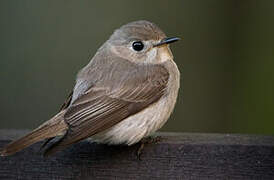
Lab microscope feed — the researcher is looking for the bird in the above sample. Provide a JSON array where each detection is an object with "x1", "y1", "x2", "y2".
[{"x1": 0, "y1": 20, "x2": 180, "y2": 156}]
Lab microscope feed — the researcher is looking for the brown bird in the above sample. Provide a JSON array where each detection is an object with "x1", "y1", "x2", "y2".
[{"x1": 0, "y1": 20, "x2": 180, "y2": 156}]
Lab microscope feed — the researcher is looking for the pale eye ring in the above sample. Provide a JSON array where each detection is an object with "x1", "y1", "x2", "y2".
[{"x1": 132, "y1": 41, "x2": 144, "y2": 51}]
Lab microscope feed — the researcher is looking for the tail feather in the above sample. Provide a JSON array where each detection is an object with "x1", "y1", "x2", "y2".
[{"x1": 0, "y1": 110, "x2": 68, "y2": 156}]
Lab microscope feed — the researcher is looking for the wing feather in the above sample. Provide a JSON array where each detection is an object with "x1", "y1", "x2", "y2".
[{"x1": 44, "y1": 62, "x2": 169, "y2": 156}]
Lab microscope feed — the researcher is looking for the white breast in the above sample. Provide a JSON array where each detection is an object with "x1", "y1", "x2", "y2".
[{"x1": 92, "y1": 61, "x2": 180, "y2": 145}]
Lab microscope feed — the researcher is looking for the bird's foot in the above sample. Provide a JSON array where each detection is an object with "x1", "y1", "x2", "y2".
[{"x1": 136, "y1": 136, "x2": 163, "y2": 160}]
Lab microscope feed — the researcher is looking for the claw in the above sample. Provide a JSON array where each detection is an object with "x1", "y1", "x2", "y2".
[{"x1": 135, "y1": 136, "x2": 162, "y2": 160}]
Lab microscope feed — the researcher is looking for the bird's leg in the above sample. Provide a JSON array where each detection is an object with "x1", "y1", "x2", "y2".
[{"x1": 136, "y1": 136, "x2": 163, "y2": 160}]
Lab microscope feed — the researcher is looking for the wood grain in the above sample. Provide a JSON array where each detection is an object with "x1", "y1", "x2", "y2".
[{"x1": 0, "y1": 130, "x2": 274, "y2": 180}]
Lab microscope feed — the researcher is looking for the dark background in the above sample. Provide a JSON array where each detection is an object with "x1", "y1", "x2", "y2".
[{"x1": 0, "y1": 1, "x2": 273, "y2": 135}]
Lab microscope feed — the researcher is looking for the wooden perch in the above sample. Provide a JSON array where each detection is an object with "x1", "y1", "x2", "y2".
[{"x1": 0, "y1": 129, "x2": 274, "y2": 179}]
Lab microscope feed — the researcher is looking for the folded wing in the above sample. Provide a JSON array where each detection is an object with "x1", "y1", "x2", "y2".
[{"x1": 44, "y1": 62, "x2": 169, "y2": 156}]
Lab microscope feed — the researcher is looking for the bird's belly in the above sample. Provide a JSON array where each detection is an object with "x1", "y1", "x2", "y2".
[{"x1": 91, "y1": 95, "x2": 175, "y2": 145}]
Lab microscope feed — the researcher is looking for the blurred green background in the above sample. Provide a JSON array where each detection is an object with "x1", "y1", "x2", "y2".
[{"x1": 0, "y1": 1, "x2": 273, "y2": 135}]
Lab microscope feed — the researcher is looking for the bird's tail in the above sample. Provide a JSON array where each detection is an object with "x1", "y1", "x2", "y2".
[{"x1": 0, "y1": 110, "x2": 68, "y2": 156}]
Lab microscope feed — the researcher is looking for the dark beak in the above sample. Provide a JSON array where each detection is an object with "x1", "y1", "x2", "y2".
[{"x1": 153, "y1": 37, "x2": 180, "y2": 47}]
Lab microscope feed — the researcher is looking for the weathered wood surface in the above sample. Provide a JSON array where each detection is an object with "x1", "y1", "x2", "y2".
[{"x1": 0, "y1": 129, "x2": 274, "y2": 180}]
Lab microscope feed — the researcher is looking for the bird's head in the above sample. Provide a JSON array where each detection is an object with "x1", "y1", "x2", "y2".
[{"x1": 107, "y1": 20, "x2": 180, "y2": 64}]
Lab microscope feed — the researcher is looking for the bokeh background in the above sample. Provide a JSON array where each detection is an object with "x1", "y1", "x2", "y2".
[{"x1": 0, "y1": 1, "x2": 273, "y2": 135}]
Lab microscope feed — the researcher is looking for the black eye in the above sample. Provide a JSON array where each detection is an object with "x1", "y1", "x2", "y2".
[{"x1": 132, "y1": 41, "x2": 144, "y2": 51}]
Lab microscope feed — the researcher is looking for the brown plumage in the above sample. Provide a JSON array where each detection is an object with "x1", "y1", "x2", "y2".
[
  {"x1": 0, "y1": 20, "x2": 180, "y2": 156},
  {"x1": 0, "y1": 110, "x2": 67, "y2": 156},
  {"x1": 45, "y1": 63, "x2": 169, "y2": 156}
]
